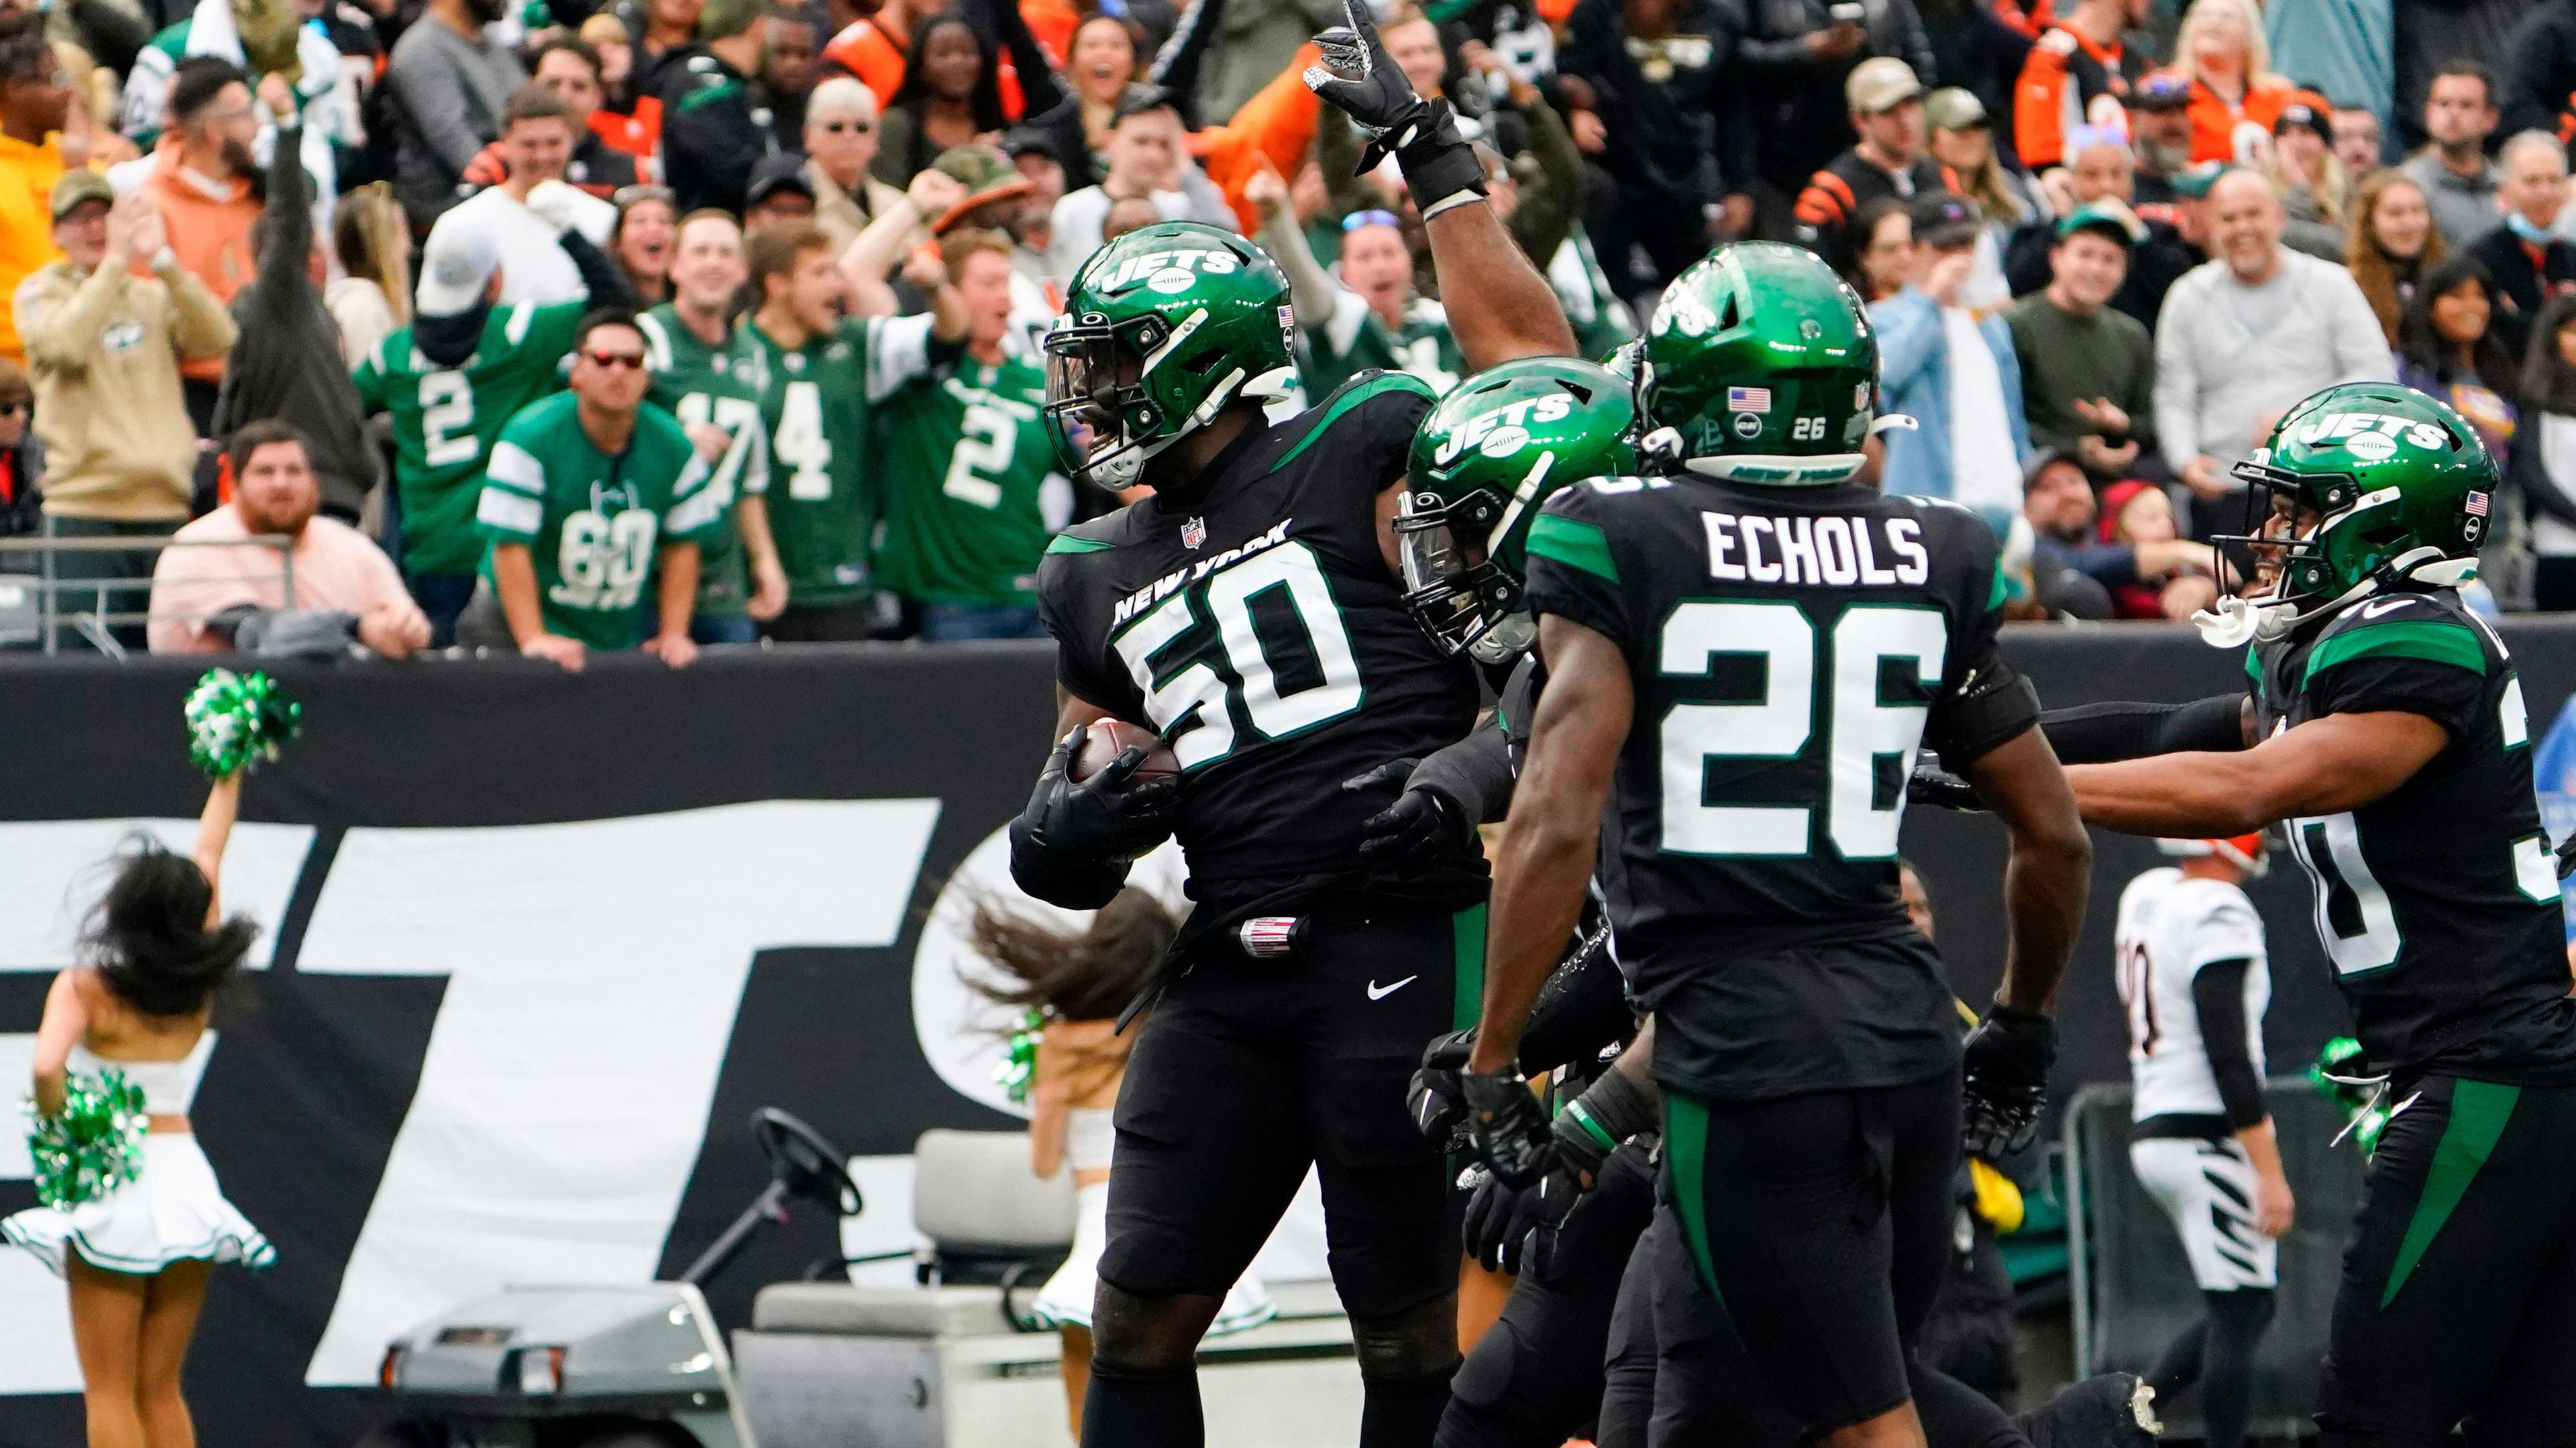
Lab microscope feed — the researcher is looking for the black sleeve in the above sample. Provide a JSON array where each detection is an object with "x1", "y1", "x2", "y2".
[
  {"x1": 254, "y1": 124, "x2": 314, "y2": 304},
  {"x1": 1408, "y1": 718, "x2": 1515, "y2": 824},
  {"x1": 1922, "y1": 522, "x2": 2037, "y2": 765},
  {"x1": 1146, "y1": 0, "x2": 1228, "y2": 119},
  {"x1": 1516, "y1": 926, "x2": 1633, "y2": 1075},
  {"x1": 2189, "y1": 958, "x2": 2267, "y2": 1131},
  {"x1": 2039, "y1": 693, "x2": 2248, "y2": 763},
  {"x1": 561, "y1": 226, "x2": 639, "y2": 309}
]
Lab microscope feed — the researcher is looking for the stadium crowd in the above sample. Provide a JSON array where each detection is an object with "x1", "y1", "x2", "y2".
[{"x1": 0, "y1": 0, "x2": 2573, "y2": 658}]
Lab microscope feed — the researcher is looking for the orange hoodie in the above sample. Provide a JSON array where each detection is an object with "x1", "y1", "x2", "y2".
[
  {"x1": 139, "y1": 141, "x2": 324, "y2": 384},
  {"x1": 2168, "y1": 70, "x2": 2297, "y2": 165}
]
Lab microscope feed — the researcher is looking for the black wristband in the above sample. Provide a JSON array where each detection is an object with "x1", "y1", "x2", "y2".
[{"x1": 1395, "y1": 100, "x2": 1487, "y2": 216}]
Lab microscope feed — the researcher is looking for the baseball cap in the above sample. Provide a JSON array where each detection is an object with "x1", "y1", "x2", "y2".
[
  {"x1": 2021, "y1": 445, "x2": 2084, "y2": 492},
  {"x1": 745, "y1": 152, "x2": 816, "y2": 210},
  {"x1": 415, "y1": 212, "x2": 500, "y2": 317},
  {"x1": 928, "y1": 143, "x2": 1036, "y2": 233},
  {"x1": 2055, "y1": 199, "x2": 2141, "y2": 248},
  {"x1": 2273, "y1": 93, "x2": 2332, "y2": 140},
  {"x1": 1909, "y1": 190, "x2": 1980, "y2": 249},
  {"x1": 1924, "y1": 87, "x2": 1988, "y2": 132},
  {"x1": 48, "y1": 169, "x2": 112, "y2": 222},
  {"x1": 1845, "y1": 57, "x2": 1923, "y2": 115},
  {"x1": 1001, "y1": 125, "x2": 1059, "y2": 165},
  {"x1": 2131, "y1": 71, "x2": 2194, "y2": 112},
  {"x1": 2169, "y1": 160, "x2": 2230, "y2": 199}
]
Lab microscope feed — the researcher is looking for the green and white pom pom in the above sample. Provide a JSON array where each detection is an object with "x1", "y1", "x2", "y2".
[
  {"x1": 184, "y1": 668, "x2": 300, "y2": 780},
  {"x1": 996, "y1": 1007, "x2": 1049, "y2": 1105},
  {"x1": 25, "y1": 1070, "x2": 148, "y2": 1209}
]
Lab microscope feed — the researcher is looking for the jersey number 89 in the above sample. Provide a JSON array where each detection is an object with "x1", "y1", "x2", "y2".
[
  {"x1": 1659, "y1": 600, "x2": 1947, "y2": 860},
  {"x1": 1110, "y1": 543, "x2": 1363, "y2": 769}
]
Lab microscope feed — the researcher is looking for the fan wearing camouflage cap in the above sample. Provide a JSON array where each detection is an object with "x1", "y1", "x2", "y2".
[{"x1": 1005, "y1": 1, "x2": 1577, "y2": 1439}]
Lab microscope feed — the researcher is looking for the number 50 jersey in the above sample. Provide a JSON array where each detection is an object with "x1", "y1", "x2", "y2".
[
  {"x1": 1035, "y1": 374, "x2": 1481, "y2": 919},
  {"x1": 1523, "y1": 477, "x2": 2021, "y2": 1101}
]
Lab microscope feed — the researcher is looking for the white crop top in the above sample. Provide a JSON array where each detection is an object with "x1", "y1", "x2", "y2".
[{"x1": 68, "y1": 1034, "x2": 213, "y2": 1114}]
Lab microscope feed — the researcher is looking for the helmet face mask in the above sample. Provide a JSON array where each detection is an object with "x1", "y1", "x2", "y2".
[
  {"x1": 1042, "y1": 221, "x2": 1297, "y2": 492},
  {"x1": 1402, "y1": 356, "x2": 1640, "y2": 659}
]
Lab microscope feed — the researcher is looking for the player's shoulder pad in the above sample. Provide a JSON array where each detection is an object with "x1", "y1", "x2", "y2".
[
  {"x1": 2176, "y1": 875, "x2": 2261, "y2": 924},
  {"x1": 1526, "y1": 474, "x2": 1658, "y2": 584},
  {"x1": 1042, "y1": 505, "x2": 1143, "y2": 560},
  {"x1": 2303, "y1": 589, "x2": 2490, "y2": 683},
  {"x1": 1275, "y1": 368, "x2": 1436, "y2": 471}
]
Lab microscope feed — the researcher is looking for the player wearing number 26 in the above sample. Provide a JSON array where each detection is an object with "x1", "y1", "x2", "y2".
[
  {"x1": 1460, "y1": 243, "x2": 2094, "y2": 1445},
  {"x1": 873, "y1": 231, "x2": 1069, "y2": 641},
  {"x1": 476, "y1": 309, "x2": 724, "y2": 669},
  {"x1": 2053, "y1": 382, "x2": 2576, "y2": 1448}
]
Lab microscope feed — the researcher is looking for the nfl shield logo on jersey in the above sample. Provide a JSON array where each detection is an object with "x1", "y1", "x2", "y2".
[{"x1": 1183, "y1": 517, "x2": 1208, "y2": 549}]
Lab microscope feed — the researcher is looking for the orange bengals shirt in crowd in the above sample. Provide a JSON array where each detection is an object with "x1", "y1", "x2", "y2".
[
  {"x1": 1191, "y1": 44, "x2": 1326, "y2": 234},
  {"x1": 135, "y1": 142, "x2": 323, "y2": 384},
  {"x1": 590, "y1": 97, "x2": 662, "y2": 162},
  {"x1": 0, "y1": 129, "x2": 65, "y2": 364},
  {"x1": 2170, "y1": 69, "x2": 2298, "y2": 164}
]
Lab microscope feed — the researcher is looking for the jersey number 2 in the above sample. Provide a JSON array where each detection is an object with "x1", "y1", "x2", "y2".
[
  {"x1": 1110, "y1": 543, "x2": 1364, "y2": 769},
  {"x1": 942, "y1": 404, "x2": 1017, "y2": 508},
  {"x1": 1658, "y1": 600, "x2": 1946, "y2": 859},
  {"x1": 421, "y1": 372, "x2": 477, "y2": 468}
]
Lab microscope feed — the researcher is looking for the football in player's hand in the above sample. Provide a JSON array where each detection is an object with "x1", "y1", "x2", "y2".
[{"x1": 1071, "y1": 720, "x2": 1181, "y2": 784}]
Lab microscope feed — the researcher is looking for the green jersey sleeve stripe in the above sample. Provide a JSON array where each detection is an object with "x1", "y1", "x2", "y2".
[
  {"x1": 486, "y1": 441, "x2": 546, "y2": 492},
  {"x1": 665, "y1": 483, "x2": 727, "y2": 539},
  {"x1": 1277, "y1": 370, "x2": 1438, "y2": 469},
  {"x1": 865, "y1": 313, "x2": 937, "y2": 404},
  {"x1": 2302, "y1": 618, "x2": 2488, "y2": 683},
  {"x1": 476, "y1": 487, "x2": 543, "y2": 537},
  {"x1": 1046, "y1": 533, "x2": 1116, "y2": 555},
  {"x1": 1526, "y1": 512, "x2": 1618, "y2": 582}
]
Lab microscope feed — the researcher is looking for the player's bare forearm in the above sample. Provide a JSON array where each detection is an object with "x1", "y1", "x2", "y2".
[
  {"x1": 929, "y1": 280, "x2": 968, "y2": 345},
  {"x1": 1962, "y1": 725, "x2": 2090, "y2": 1012},
  {"x1": 2066, "y1": 711, "x2": 2449, "y2": 837},
  {"x1": 1607, "y1": 1015, "x2": 1656, "y2": 1095},
  {"x1": 492, "y1": 545, "x2": 547, "y2": 645},
  {"x1": 1425, "y1": 200, "x2": 1576, "y2": 371},
  {"x1": 656, "y1": 543, "x2": 700, "y2": 642},
  {"x1": 193, "y1": 771, "x2": 241, "y2": 924},
  {"x1": 1470, "y1": 616, "x2": 1629, "y2": 1073}
]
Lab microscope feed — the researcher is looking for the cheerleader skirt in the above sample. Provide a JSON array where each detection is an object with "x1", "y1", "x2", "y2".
[
  {"x1": 3, "y1": 1134, "x2": 274, "y2": 1276},
  {"x1": 1029, "y1": 1180, "x2": 1275, "y2": 1335}
]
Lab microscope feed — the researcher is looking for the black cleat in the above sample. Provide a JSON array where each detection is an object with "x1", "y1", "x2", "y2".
[{"x1": 2015, "y1": 1372, "x2": 2163, "y2": 1448}]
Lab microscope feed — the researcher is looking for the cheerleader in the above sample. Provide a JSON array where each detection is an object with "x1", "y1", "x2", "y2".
[
  {"x1": 7, "y1": 672, "x2": 286, "y2": 1448},
  {"x1": 970, "y1": 888, "x2": 1274, "y2": 1439}
]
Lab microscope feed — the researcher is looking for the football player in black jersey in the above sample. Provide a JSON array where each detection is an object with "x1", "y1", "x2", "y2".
[
  {"x1": 1004, "y1": 3, "x2": 1580, "y2": 1442},
  {"x1": 1446, "y1": 241, "x2": 2095, "y2": 1448},
  {"x1": 2020, "y1": 382, "x2": 2576, "y2": 1447},
  {"x1": 1391, "y1": 259, "x2": 2154, "y2": 1448}
]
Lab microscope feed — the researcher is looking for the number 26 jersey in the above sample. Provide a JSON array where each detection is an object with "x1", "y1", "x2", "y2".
[
  {"x1": 1523, "y1": 478, "x2": 2015, "y2": 1101},
  {"x1": 1034, "y1": 373, "x2": 1481, "y2": 918}
]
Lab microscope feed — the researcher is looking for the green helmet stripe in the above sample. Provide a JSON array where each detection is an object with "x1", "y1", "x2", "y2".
[
  {"x1": 1526, "y1": 512, "x2": 1618, "y2": 583},
  {"x1": 2301, "y1": 619, "x2": 2487, "y2": 683}
]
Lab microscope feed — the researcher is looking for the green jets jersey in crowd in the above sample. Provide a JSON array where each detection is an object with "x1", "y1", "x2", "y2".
[
  {"x1": 873, "y1": 353, "x2": 1067, "y2": 607},
  {"x1": 353, "y1": 299, "x2": 588, "y2": 575},
  {"x1": 639, "y1": 305, "x2": 770, "y2": 619},
  {"x1": 476, "y1": 392, "x2": 724, "y2": 649},
  {"x1": 1303, "y1": 291, "x2": 1464, "y2": 398},
  {"x1": 742, "y1": 311, "x2": 943, "y2": 607}
]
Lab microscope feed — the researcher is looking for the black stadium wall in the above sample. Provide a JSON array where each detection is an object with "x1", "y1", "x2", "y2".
[{"x1": 0, "y1": 619, "x2": 2569, "y2": 1448}]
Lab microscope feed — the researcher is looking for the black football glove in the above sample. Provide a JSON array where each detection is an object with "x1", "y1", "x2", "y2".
[
  {"x1": 1463, "y1": 1064, "x2": 1554, "y2": 1188},
  {"x1": 1016, "y1": 724, "x2": 1181, "y2": 866},
  {"x1": 2556, "y1": 828, "x2": 2575, "y2": 881},
  {"x1": 1961, "y1": 1003, "x2": 2056, "y2": 1160},
  {"x1": 1907, "y1": 761, "x2": 1986, "y2": 812},
  {"x1": 1409, "y1": 1027, "x2": 1475, "y2": 1152},
  {"x1": 1301, "y1": 0, "x2": 1485, "y2": 214},
  {"x1": 1346, "y1": 760, "x2": 1476, "y2": 879},
  {"x1": 1460, "y1": 1097, "x2": 1616, "y2": 1274}
]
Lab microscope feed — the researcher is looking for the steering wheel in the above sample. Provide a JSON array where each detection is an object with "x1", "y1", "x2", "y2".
[{"x1": 753, "y1": 1107, "x2": 863, "y2": 1217}]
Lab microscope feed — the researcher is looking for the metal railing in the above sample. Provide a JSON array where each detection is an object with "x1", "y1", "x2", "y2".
[{"x1": 0, "y1": 533, "x2": 297, "y2": 659}]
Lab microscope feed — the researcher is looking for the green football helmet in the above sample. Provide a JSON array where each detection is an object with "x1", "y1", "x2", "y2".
[
  {"x1": 1042, "y1": 221, "x2": 1299, "y2": 490},
  {"x1": 1639, "y1": 241, "x2": 1878, "y2": 486},
  {"x1": 1399, "y1": 355, "x2": 1640, "y2": 661},
  {"x1": 2207, "y1": 382, "x2": 2494, "y2": 645}
]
